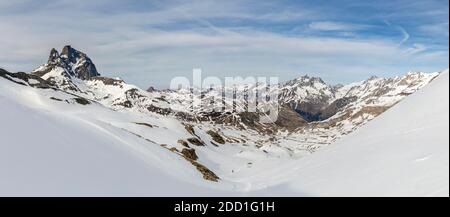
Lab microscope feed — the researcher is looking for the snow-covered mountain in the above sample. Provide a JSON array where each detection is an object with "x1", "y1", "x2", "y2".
[
  {"x1": 269, "y1": 69, "x2": 449, "y2": 196},
  {"x1": 0, "y1": 46, "x2": 447, "y2": 196},
  {"x1": 21, "y1": 46, "x2": 439, "y2": 155}
]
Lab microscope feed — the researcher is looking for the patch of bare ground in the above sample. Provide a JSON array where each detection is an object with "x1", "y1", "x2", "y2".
[
  {"x1": 181, "y1": 148, "x2": 198, "y2": 161},
  {"x1": 50, "y1": 97, "x2": 63, "y2": 101},
  {"x1": 177, "y1": 139, "x2": 190, "y2": 147},
  {"x1": 313, "y1": 106, "x2": 390, "y2": 129},
  {"x1": 189, "y1": 160, "x2": 219, "y2": 182},
  {"x1": 114, "y1": 100, "x2": 133, "y2": 108},
  {"x1": 206, "y1": 130, "x2": 225, "y2": 144},
  {"x1": 353, "y1": 106, "x2": 389, "y2": 117},
  {"x1": 121, "y1": 128, "x2": 219, "y2": 182},
  {"x1": 184, "y1": 123, "x2": 196, "y2": 136},
  {"x1": 182, "y1": 124, "x2": 207, "y2": 146},
  {"x1": 187, "y1": 137, "x2": 205, "y2": 146},
  {"x1": 134, "y1": 122, "x2": 154, "y2": 128},
  {"x1": 89, "y1": 76, "x2": 124, "y2": 87},
  {"x1": 160, "y1": 144, "x2": 219, "y2": 182},
  {"x1": 74, "y1": 97, "x2": 90, "y2": 105}
]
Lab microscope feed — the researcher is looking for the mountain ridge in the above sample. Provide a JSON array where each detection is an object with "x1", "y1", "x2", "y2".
[
  {"x1": 0, "y1": 46, "x2": 443, "y2": 156},
  {"x1": 0, "y1": 64, "x2": 447, "y2": 196}
]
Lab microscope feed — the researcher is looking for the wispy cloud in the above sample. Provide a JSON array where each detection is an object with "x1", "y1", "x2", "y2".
[
  {"x1": 404, "y1": 43, "x2": 427, "y2": 55},
  {"x1": 398, "y1": 26, "x2": 410, "y2": 45},
  {"x1": 383, "y1": 20, "x2": 410, "y2": 45},
  {"x1": 418, "y1": 22, "x2": 449, "y2": 37},
  {"x1": 0, "y1": 0, "x2": 448, "y2": 88},
  {"x1": 308, "y1": 21, "x2": 365, "y2": 31}
]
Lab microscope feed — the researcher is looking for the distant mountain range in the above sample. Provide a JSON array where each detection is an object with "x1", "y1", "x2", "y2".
[
  {"x1": 1, "y1": 46, "x2": 439, "y2": 155},
  {"x1": 1, "y1": 46, "x2": 448, "y2": 196}
]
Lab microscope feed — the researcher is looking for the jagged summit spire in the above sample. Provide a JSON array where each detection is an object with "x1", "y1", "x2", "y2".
[
  {"x1": 36, "y1": 45, "x2": 100, "y2": 80},
  {"x1": 61, "y1": 45, "x2": 74, "y2": 57},
  {"x1": 48, "y1": 48, "x2": 60, "y2": 64},
  {"x1": 284, "y1": 74, "x2": 327, "y2": 87},
  {"x1": 60, "y1": 45, "x2": 85, "y2": 62}
]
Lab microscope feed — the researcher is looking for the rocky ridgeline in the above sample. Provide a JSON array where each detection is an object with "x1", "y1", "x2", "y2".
[
  {"x1": 0, "y1": 46, "x2": 441, "y2": 153},
  {"x1": 33, "y1": 45, "x2": 99, "y2": 80}
]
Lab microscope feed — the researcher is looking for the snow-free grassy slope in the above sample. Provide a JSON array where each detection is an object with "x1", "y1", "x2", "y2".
[{"x1": 278, "y1": 70, "x2": 449, "y2": 196}]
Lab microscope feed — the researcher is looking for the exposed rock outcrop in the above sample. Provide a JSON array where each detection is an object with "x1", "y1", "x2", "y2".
[{"x1": 33, "y1": 45, "x2": 100, "y2": 80}]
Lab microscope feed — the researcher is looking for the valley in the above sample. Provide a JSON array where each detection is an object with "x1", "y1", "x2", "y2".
[{"x1": 0, "y1": 46, "x2": 448, "y2": 196}]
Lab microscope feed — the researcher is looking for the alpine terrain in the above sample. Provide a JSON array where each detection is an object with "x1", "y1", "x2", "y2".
[{"x1": 0, "y1": 46, "x2": 448, "y2": 196}]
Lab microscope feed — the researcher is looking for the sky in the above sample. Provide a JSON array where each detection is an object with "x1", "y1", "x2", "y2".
[{"x1": 0, "y1": 0, "x2": 448, "y2": 88}]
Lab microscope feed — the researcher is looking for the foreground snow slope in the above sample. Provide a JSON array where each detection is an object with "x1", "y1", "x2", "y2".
[
  {"x1": 277, "y1": 70, "x2": 448, "y2": 196},
  {"x1": 0, "y1": 68, "x2": 448, "y2": 196},
  {"x1": 0, "y1": 79, "x2": 235, "y2": 196},
  {"x1": 0, "y1": 102, "x2": 227, "y2": 197}
]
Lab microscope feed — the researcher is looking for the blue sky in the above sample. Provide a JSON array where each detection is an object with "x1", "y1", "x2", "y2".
[{"x1": 0, "y1": 0, "x2": 448, "y2": 88}]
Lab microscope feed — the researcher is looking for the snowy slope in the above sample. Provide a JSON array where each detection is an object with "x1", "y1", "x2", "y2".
[
  {"x1": 0, "y1": 78, "x2": 238, "y2": 196},
  {"x1": 1, "y1": 70, "x2": 447, "y2": 196},
  {"x1": 22, "y1": 46, "x2": 441, "y2": 157},
  {"x1": 273, "y1": 70, "x2": 449, "y2": 196},
  {"x1": 1, "y1": 46, "x2": 448, "y2": 196}
]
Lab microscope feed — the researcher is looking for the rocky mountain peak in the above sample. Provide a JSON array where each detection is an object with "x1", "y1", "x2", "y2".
[
  {"x1": 61, "y1": 45, "x2": 85, "y2": 63},
  {"x1": 367, "y1": 75, "x2": 379, "y2": 81},
  {"x1": 48, "y1": 48, "x2": 60, "y2": 64},
  {"x1": 284, "y1": 75, "x2": 327, "y2": 88},
  {"x1": 300, "y1": 75, "x2": 324, "y2": 82},
  {"x1": 34, "y1": 45, "x2": 100, "y2": 80},
  {"x1": 61, "y1": 45, "x2": 74, "y2": 57}
]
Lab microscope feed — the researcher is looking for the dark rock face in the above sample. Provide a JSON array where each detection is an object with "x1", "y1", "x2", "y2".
[
  {"x1": 1, "y1": 68, "x2": 53, "y2": 89},
  {"x1": 319, "y1": 96, "x2": 357, "y2": 120},
  {"x1": 61, "y1": 45, "x2": 99, "y2": 79},
  {"x1": 292, "y1": 101, "x2": 328, "y2": 122},
  {"x1": 206, "y1": 130, "x2": 225, "y2": 144},
  {"x1": 89, "y1": 76, "x2": 124, "y2": 86},
  {"x1": 48, "y1": 48, "x2": 61, "y2": 65},
  {"x1": 34, "y1": 45, "x2": 100, "y2": 80},
  {"x1": 277, "y1": 76, "x2": 358, "y2": 122},
  {"x1": 74, "y1": 97, "x2": 90, "y2": 105},
  {"x1": 181, "y1": 148, "x2": 198, "y2": 161},
  {"x1": 187, "y1": 137, "x2": 205, "y2": 146},
  {"x1": 292, "y1": 96, "x2": 356, "y2": 122},
  {"x1": 275, "y1": 105, "x2": 308, "y2": 130}
]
